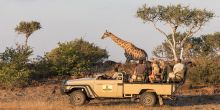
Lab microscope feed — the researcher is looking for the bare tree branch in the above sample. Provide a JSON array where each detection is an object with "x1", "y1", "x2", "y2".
[
  {"x1": 150, "y1": 21, "x2": 168, "y2": 37},
  {"x1": 167, "y1": 22, "x2": 179, "y2": 60},
  {"x1": 149, "y1": 21, "x2": 174, "y2": 48},
  {"x1": 167, "y1": 22, "x2": 178, "y2": 47}
]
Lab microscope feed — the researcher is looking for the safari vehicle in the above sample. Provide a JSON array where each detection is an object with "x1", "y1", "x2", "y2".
[{"x1": 61, "y1": 72, "x2": 185, "y2": 106}]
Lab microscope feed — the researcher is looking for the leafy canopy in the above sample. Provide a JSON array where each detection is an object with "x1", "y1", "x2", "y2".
[
  {"x1": 137, "y1": 4, "x2": 214, "y2": 60},
  {"x1": 15, "y1": 21, "x2": 41, "y2": 38},
  {"x1": 137, "y1": 4, "x2": 214, "y2": 28},
  {"x1": 152, "y1": 32, "x2": 219, "y2": 59},
  {"x1": 202, "y1": 32, "x2": 220, "y2": 52}
]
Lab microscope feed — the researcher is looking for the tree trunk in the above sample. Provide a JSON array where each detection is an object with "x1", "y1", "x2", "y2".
[
  {"x1": 180, "y1": 47, "x2": 184, "y2": 60},
  {"x1": 25, "y1": 36, "x2": 29, "y2": 46},
  {"x1": 171, "y1": 46, "x2": 178, "y2": 61},
  {"x1": 170, "y1": 25, "x2": 178, "y2": 61},
  {"x1": 180, "y1": 38, "x2": 186, "y2": 60}
]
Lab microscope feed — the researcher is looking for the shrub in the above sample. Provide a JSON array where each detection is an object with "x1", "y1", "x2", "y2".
[
  {"x1": 30, "y1": 56, "x2": 54, "y2": 79},
  {"x1": 188, "y1": 57, "x2": 220, "y2": 85},
  {"x1": 0, "y1": 45, "x2": 32, "y2": 87},
  {"x1": 41, "y1": 38, "x2": 109, "y2": 76},
  {"x1": 0, "y1": 64, "x2": 30, "y2": 87}
]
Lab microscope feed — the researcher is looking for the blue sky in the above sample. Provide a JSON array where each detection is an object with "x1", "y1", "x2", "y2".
[{"x1": 0, "y1": 0, "x2": 220, "y2": 62}]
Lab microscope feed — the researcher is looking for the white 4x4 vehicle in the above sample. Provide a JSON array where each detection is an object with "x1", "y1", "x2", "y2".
[{"x1": 61, "y1": 72, "x2": 184, "y2": 106}]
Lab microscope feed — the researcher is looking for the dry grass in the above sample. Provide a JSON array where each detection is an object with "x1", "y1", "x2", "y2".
[
  {"x1": 0, "y1": 99, "x2": 71, "y2": 110},
  {"x1": 1, "y1": 84, "x2": 220, "y2": 110},
  {"x1": 1, "y1": 98, "x2": 220, "y2": 110}
]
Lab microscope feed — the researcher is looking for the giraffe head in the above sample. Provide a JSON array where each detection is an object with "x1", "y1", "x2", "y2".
[{"x1": 101, "y1": 30, "x2": 113, "y2": 39}]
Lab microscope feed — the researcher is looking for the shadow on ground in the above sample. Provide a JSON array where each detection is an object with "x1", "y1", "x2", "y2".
[
  {"x1": 87, "y1": 99, "x2": 135, "y2": 106},
  {"x1": 86, "y1": 95, "x2": 220, "y2": 107},
  {"x1": 168, "y1": 95, "x2": 220, "y2": 107}
]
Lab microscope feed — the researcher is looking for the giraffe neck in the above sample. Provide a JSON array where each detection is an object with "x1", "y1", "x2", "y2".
[{"x1": 109, "y1": 34, "x2": 130, "y2": 49}]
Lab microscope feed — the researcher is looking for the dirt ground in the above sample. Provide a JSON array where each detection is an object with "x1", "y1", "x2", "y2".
[{"x1": 0, "y1": 82, "x2": 220, "y2": 110}]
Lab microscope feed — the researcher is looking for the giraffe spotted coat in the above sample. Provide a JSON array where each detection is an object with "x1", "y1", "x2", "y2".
[{"x1": 101, "y1": 30, "x2": 148, "y2": 62}]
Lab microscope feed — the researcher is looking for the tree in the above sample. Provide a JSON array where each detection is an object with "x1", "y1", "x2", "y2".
[
  {"x1": 152, "y1": 33, "x2": 189, "y2": 59},
  {"x1": 15, "y1": 21, "x2": 42, "y2": 46},
  {"x1": 137, "y1": 4, "x2": 214, "y2": 60},
  {"x1": 152, "y1": 33, "x2": 215, "y2": 59},
  {"x1": 202, "y1": 32, "x2": 220, "y2": 53}
]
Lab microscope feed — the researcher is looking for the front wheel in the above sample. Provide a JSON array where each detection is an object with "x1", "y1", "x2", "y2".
[
  {"x1": 69, "y1": 90, "x2": 87, "y2": 106},
  {"x1": 140, "y1": 92, "x2": 157, "y2": 106}
]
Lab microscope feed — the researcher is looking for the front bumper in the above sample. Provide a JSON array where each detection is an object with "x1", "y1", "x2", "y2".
[{"x1": 60, "y1": 80, "x2": 69, "y2": 95}]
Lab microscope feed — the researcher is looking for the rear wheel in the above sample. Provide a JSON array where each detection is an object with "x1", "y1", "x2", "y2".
[
  {"x1": 69, "y1": 90, "x2": 87, "y2": 106},
  {"x1": 140, "y1": 92, "x2": 157, "y2": 106}
]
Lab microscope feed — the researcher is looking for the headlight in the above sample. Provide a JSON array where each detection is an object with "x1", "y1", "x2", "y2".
[{"x1": 61, "y1": 79, "x2": 68, "y2": 85}]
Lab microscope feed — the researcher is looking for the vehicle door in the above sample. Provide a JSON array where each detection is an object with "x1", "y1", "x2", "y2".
[{"x1": 94, "y1": 74, "x2": 123, "y2": 98}]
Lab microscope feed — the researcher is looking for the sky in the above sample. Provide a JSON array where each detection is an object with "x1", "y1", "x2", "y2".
[{"x1": 0, "y1": 0, "x2": 220, "y2": 62}]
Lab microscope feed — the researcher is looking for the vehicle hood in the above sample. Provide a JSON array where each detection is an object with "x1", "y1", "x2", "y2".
[{"x1": 65, "y1": 78, "x2": 96, "y2": 85}]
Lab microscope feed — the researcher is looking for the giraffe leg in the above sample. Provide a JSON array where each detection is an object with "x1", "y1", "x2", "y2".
[
  {"x1": 124, "y1": 52, "x2": 132, "y2": 63},
  {"x1": 126, "y1": 59, "x2": 130, "y2": 63},
  {"x1": 142, "y1": 58, "x2": 147, "y2": 64}
]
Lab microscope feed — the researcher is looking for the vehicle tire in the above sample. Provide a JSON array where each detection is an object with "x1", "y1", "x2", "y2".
[
  {"x1": 69, "y1": 90, "x2": 86, "y2": 106},
  {"x1": 140, "y1": 92, "x2": 157, "y2": 106}
]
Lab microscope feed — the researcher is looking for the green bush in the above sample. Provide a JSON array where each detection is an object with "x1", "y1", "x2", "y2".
[
  {"x1": 0, "y1": 45, "x2": 32, "y2": 87},
  {"x1": 39, "y1": 38, "x2": 108, "y2": 76},
  {"x1": 188, "y1": 57, "x2": 220, "y2": 85},
  {"x1": 0, "y1": 64, "x2": 30, "y2": 87},
  {"x1": 30, "y1": 56, "x2": 54, "y2": 79}
]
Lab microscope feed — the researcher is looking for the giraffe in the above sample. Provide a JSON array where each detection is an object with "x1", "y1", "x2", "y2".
[{"x1": 101, "y1": 30, "x2": 148, "y2": 63}]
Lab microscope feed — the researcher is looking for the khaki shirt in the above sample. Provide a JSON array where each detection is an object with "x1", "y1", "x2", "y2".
[{"x1": 173, "y1": 63, "x2": 185, "y2": 78}]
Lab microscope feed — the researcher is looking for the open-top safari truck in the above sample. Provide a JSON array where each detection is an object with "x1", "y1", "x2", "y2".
[{"x1": 61, "y1": 72, "x2": 186, "y2": 106}]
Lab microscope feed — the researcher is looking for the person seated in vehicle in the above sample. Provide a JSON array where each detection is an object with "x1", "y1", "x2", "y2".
[
  {"x1": 159, "y1": 60, "x2": 169, "y2": 82},
  {"x1": 143, "y1": 61, "x2": 152, "y2": 83},
  {"x1": 149, "y1": 60, "x2": 160, "y2": 83},
  {"x1": 131, "y1": 60, "x2": 147, "y2": 82},
  {"x1": 96, "y1": 74, "x2": 110, "y2": 80},
  {"x1": 167, "y1": 59, "x2": 186, "y2": 83},
  {"x1": 112, "y1": 67, "x2": 120, "y2": 79}
]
